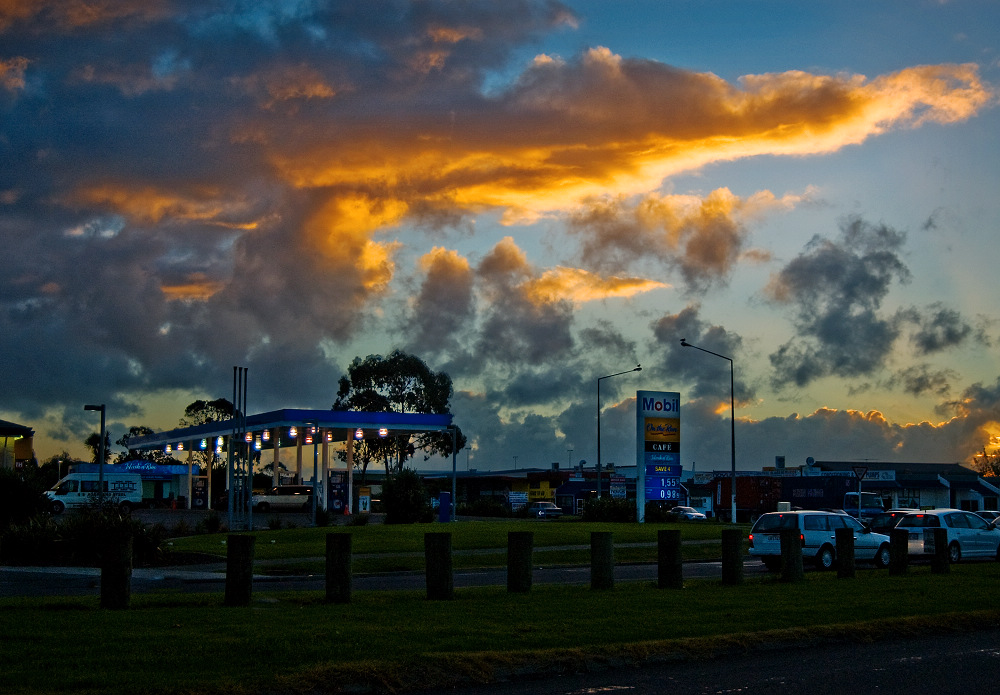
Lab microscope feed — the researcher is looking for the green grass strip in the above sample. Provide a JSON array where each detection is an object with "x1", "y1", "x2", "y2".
[{"x1": 1, "y1": 563, "x2": 998, "y2": 694}]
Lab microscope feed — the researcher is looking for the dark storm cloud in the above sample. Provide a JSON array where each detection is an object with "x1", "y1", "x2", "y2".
[
  {"x1": 648, "y1": 304, "x2": 753, "y2": 404},
  {"x1": 888, "y1": 364, "x2": 958, "y2": 398},
  {"x1": 902, "y1": 303, "x2": 975, "y2": 355},
  {"x1": 765, "y1": 216, "x2": 910, "y2": 388}
]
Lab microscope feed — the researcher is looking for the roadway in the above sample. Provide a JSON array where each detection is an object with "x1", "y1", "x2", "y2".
[{"x1": 0, "y1": 557, "x2": 768, "y2": 598}]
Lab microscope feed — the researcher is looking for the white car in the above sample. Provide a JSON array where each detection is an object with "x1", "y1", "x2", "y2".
[
  {"x1": 251, "y1": 485, "x2": 313, "y2": 512},
  {"x1": 749, "y1": 510, "x2": 891, "y2": 571},
  {"x1": 895, "y1": 509, "x2": 1000, "y2": 562},
  {"x1": 670, "y1": 506, "x2": 707, "y2": 520}
]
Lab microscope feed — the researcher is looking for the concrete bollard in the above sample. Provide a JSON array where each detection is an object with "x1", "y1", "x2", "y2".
[
  {"x1": 930, "y1": 527, "x2": 950, "y2": 574},
  {"x1": 425, "y1": 532, "x2": 454, "y2": 600},
  {"x1": 590, "y1": 532, "x2": 614, "y2": 590},
  {"x1": 326, "y1": 533, "x2": 353, "y2": 603},
  {"x1": 507, "y1": 531, "x2": 534, "y2": 593},
  {"x1": 780, "y1": 528, "x2": 804, "y2": 582},
  {"x1": 657, "y1": 529, "x2": 683, "y2": 589},
  {"x1": 100, "y1": 531, "x2": 133, "y2": 610},
  {"x1": 721, "y1": 528, "x2": 744, "y2": 585},
  {"x1": 224, "y1": 534, "x2": 255, "y2": 607},
  {"x1": 835, "y1": 527, "x2": 855, "y2": 579},
  {"x1": 889, "y1": 528, "x2": 909, "y2": 576}
]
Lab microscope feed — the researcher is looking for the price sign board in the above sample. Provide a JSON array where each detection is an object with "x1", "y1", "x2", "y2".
[{"x1": 636, "y1": 391, "x2": 681, "y2": 521}]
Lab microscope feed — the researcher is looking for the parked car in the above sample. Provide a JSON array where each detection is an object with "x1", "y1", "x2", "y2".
[
  {"x1": 748, "y1": 510, "x2": 891, "y2": 571},
  {"x1": 670, "y1": 506, "x2": 707, "y2": 520},
  {"x1": 867, "y1": 509, "x2": 918, "y2": 534},
  {"x1": 528, "y1": 501, "x2": 563, "y2": 518},
  {"x1": 895, "y1": 509, "x2": 1000, "y2": 562},
  {"x1": 251, "y1": 485, "x2": 313, "y2": 512},
  {"x1": 975, "y1": 510, "x2": 1000, "y2": 523}
]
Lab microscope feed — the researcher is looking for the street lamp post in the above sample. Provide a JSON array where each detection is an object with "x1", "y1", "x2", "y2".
[
  {"x1": 680, "y1": 339, "x2": 736, "y2": 523},
  {"x1": 597, "y1": 365, "x2": 642, "y2": 499},
  {"x1": 84, "y1": 404, "x2": 106, "y2": 505}
]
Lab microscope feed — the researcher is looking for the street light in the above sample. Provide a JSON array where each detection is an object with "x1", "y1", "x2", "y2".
[
  {"x1": 84, "y1": 404, "x2": 106, "y2": 505},
  {"x1": 680, "y1": 338, "x2": 736, "y2": 523},
  {"x1": 597, "y1": 365, "x2": 642, "y2": 499}
]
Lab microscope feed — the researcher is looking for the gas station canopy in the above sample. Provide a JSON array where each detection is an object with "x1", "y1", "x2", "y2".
[{"x1": 126, "y1": 408, "x2": 454, "y2": 452}]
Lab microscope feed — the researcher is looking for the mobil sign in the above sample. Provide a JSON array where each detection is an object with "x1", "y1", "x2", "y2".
[{"x1": 636, "y1": 390, "x2": 681, "y2": 522}]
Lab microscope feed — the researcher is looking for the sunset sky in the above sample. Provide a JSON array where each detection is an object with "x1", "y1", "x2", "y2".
[{"x1": 3, "y1": 0, "x2": 1000, "y2": 474}]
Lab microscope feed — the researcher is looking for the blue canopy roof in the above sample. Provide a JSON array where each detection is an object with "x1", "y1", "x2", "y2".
[{"x1": 127, "y1": 408, "x2": 454, "y2": 451}]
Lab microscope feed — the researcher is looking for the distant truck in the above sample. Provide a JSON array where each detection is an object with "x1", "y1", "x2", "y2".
[{"x1": 46, "y1": 472, "x2": 143, "y2": 514}]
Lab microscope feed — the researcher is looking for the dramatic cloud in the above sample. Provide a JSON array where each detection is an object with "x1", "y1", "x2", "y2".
[
  {"x1": 570, "y1": 188, "x2": 800, "y2": 293},
  {"x1": 765, "y1": 217, "x2": 911, "y2": 387},
  {"x1": 0, "y1": 1, "x2": 996, "y2": 466}
]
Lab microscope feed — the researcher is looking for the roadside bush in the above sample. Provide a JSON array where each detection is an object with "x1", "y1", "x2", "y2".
[
  {"x1": 1, "y1": 516, "x2": 61, "y2": 565},
  {"x1": 458, "y1": 499, "x2": 510, "y2": 518},
  {"x1": 644, "y1": 502, "x2": 677, "y2": 523},
  {"x1": 0, "y1": 467, "x2": 51, "y2": 531},
  {"x1": 581, "y1": 497, "x2": 636, "y2": 523},
  {"x1": 196, "y1": 511, "x2": 224, "y2": 534},
  {"x1": 2, "y1": 502, "x2": 166, "y2": 567},
  {"x1": 381, "y1": 468, "x2": 433, "y2": 524},
  {"x1": 348, "y1": 513, "x2": 370, "y2": 526}
]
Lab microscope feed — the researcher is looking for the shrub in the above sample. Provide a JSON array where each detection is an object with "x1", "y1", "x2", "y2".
[
  {"x1": 1, "y1": 516, "x2": 61, "y2": 565},
  {"x1": 644, "y1": 502, "x2": 677, "y2": 523},
  {"x1": 457, "y1": 499, "x2": 510, "y2": 518},
  {"x1": 348, "y1": 513, "x2": 370, "y2": 526},
  {"x1": 197, "y1": 511, "x2": 224, "y2": 534},
  {"x1": 0, "y1": 468, "x2": 51, "y2": 531},
  {"x1": 581, "y1": 497, "x2": 636, "y2": 523},
  {"x1": 381, "y1": 469, "x2": 433, "y2": 524}
]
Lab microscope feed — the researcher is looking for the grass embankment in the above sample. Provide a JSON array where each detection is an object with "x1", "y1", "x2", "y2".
[
  {"x1": 166, "y1": 519, "x2": 732, "y2": 573},
  {"x1": 3, "y1": 531, "x2": 1000, "y2": 694}
]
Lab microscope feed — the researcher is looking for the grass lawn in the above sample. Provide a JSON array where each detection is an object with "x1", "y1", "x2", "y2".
[
  {"x1": 2, "y1": 562, "x2": 998, "y2": 694},
  {"x1": 166, "y1": 519, "x2": 737, "y2": 572}
]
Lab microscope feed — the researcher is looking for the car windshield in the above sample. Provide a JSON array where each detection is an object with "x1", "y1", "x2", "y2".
[{"x1": 752, "y1": 514, "x2": 798, "y2": 531}]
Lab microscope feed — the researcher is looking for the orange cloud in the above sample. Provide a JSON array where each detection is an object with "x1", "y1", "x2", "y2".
[
  {"x1": 161, "y1": 274, "x2": 225, "y2": 301},
  {"x1": 267, "y1": 55, "x2": 991, "y2": 226},
  {"x1": 0, "y1": 0, "x2": 167, "y2": 31},
  {"x1": 69, "y1": 184, "x2": 262, "y2": 228},
  {"x1": 0, "y1": 56, "x2": 29, "y2": 90},
  {"x1": 305, "y1": 193, "x2": 407, "y2": 293},
  {"x1": 232, "y1": 63, "x2": 338, "y2": 110},
  {"x1": 523, "y1": 266, "x2": 668, "y2": 305}
]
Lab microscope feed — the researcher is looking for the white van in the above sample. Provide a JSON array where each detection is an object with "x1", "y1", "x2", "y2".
[{"x1": 46, "y1": 472, "x2": 143, "y2": 513}]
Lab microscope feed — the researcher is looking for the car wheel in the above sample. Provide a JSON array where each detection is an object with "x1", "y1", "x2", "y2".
[
  {"x1": 762, "y1": 557, "x2": 781, "y2": 572},
  {"x1": 815, "y1": 545, "x2": 836, "y2": 571},
  {"x1": 948, "y1": 542, "x2": 961, "y2": 563},
  {"x1": 51, "y1": 500, "x2": 65, "y2": 514},
  {"x1": 874, "y1": 543, "x2": 890, "y2": 569},
  {"x1": 257, "y1": 502, "x2": 270, "y2": 513}
]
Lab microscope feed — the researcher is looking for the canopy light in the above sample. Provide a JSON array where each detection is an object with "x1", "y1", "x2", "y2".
[
  {"x1": 325, "y1": 431, "x2": 333, "y2": 442},
  {"x1": 289, "y1": 426, "x2": 298, "y2": 438},
  {"x1": 200, "y1": 438, "x2": 208, "y2": 450},
  {"x1": 262, "y1": 430, "x2": 270, "y2": 442},
  {"x1": 355, "y1": 428, "x2": 364, "y2": 440},
  {"x1": 378, "y1": 427, "x2": 388, "y2": 437},
  {"x1": 244, "y1": 432, "x2": 252, "y2": 443},
  {"x1": 165, "y1": 444, "x2": 172, "y2": 453},
  {"x1": 176, "y1": 442, "x2": 184, "y2": 451},
  {"x1": 305, "y1": 433, "x2": 313, "y2": 445}
]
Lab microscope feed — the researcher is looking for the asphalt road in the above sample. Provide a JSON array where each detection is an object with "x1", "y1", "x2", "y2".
[
  {"x1": 0, "y1": 558, "x2": 767, "y2": 597},
  {"x1": 417, "y1": 628, "x2": 1000, "y2": 695}
]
